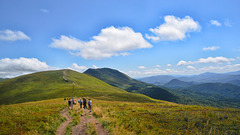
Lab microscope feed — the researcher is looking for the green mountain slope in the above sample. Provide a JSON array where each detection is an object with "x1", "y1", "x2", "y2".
[
  {"x1": 163, "y1": 79, "x2": 196, "y2": 89},
  {"x1": 187, "y1": 83, "x2": 240, "y2": 99},
  {"x1": 166, "y1": 82, "x2": 240, "y2": 108},
  {"x1": 0, "y1": 69, "x2": 155, "y2": 105},
  {"x1": 84, "y1": 68, "x2": 178, "y2": 102}
]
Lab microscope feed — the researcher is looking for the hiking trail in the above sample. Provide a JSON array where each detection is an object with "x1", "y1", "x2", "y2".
[
  {"x1": 72, "y1": 109, "x2": 109, "y2": 135},
  {"x1": 57, "y1": 107, "x2": 108, "y2": 135},
  {"x1": 56, "y1": 108, "x2": 73, "y2": 135},
  {"x1": 62, "y1": 71, "x2": 69, "y2": 82}
]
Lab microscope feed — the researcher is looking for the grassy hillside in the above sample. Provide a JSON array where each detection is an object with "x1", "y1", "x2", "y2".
[
  {"x1": 0, "y1": 69, "x2": 155, "y2": 105},
  {"x1": 1, "y1": 98, "x2": 239, "y2": 135},
  {"x1": 84, "y1": 68, "x2": 178, "y2": 102},
  {"x1": 93, "y1": 100, "x2": 240, "y2": 134},
  {"x1": 84, "y1": 68, "x2": 145, "y2": 90},
  {"x1": 0, "y1": 98, "x2": 66, "y2": 135}
]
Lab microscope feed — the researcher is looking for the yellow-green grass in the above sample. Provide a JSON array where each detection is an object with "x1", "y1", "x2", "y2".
[
  {"x1": 0, "y1": 69, "x2": 156, "y2": 105},
  {"x1": 1, "y1": 98, "x2": 240, "y2": 135},
  {"x1": 0, "y1": 98, "x2": 66, "y2": 135},
  {"x1": 93, "y1": 100, "x2": 240, "y2": 135}
]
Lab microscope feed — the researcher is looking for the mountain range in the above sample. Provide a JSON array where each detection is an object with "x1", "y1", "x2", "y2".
[
  {"x1": 1, "y1": 68, "x2": 240, "y2": 108},
  {"x1": 138, "y1": 71, "x2": 240, "y2": 86}
]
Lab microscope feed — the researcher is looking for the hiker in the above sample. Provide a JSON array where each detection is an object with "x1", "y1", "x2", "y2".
[
  {"x1": 78, "y1": 98, "x2": 83, "y2": 108},
  {"x1": 73, "y1": 99, "x2": 76, "y2": 105},
  {"x1": 83, "y1": 97, "x2": 87, "y2": 109},
  {"x1": 88, "y1": 99, "x2": 92, "y2": 112},
  {"x1": 68, "y1": 98, "x2": 72, "y2": 109}
]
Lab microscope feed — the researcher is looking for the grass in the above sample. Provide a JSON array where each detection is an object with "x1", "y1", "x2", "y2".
[
  {"x1": 1, "y1": 98, "x2": 240, "y2": 134},
  {"x1": 86, "y1": 122, "x2": 97, "y2": 135},
  {"x1": 0, "y1": 98, "x2": 66, "y2": 135},
  {"x1": 93, "y1": 100, "x2": 240, "y2": 135}
]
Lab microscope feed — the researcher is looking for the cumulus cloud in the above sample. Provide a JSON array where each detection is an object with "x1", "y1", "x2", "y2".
[
  {"x1": 146, "y1": 15, "x2": 200, "y2": 41},
  {"x1": 187, "y1": 65, "x2": 195, "y2": 70},
  {"x1": 69, "y1": 63, "x2": 88, "y2": 72},
  {"x1": 0, "y1": 29, "x2": 31, "y2": 41},
  {"x1": 177, "y1": 56, "x2": 235, "y2": 66},
  {"x1": 210, "y1": 20, "x2": 221, "y2": 26},
  {"x1": 203, "y1": 46, "x2": 220, "y2": 51},
  {"x1": 138, "y1": 66, "x2": 146, "y2": 69},
  {"x1": 167, "y1": 64, "x2": 172, "y2": 67},
  {"x1": 0, "y1": 57, "x2": 54, "y2": 78},
  {"x1": 155, "y1": 65, "x2": 161, "y2": 68},
  {"x1": 50, "y1": 26, "x2": 152, "y2": 60}
]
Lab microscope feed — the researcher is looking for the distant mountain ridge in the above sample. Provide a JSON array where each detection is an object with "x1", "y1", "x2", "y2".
[
  {"x1": 138, "y1": 70, "x2": 240, "y2": 85},
  {"x1": 163, "y1": 79, "x2": 197, "y2": 89}
]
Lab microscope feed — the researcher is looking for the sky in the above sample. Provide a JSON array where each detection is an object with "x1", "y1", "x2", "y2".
[{"x1": 0, "y1": 0, "x2": 240, "y2": 78}]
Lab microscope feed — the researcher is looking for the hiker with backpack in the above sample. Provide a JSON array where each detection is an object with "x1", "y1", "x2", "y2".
[
  {"x1": 83, "y1": 97, "x2": 87, "y2": 109},
  {"x1": 88, "y1": 99, "x2": 92, "y2": 112},
  {"x1": 78, "y1": 98, "x2": 83, "y2": 108},
  {"x1": 68, "y1": 98, "x2": 72, "y2": 110}
]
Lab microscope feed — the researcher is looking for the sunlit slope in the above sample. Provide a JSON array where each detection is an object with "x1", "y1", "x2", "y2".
[
  {"x1": 0, "y1": 69, "x2": 155, "y2": 105},
  {"x1": 84, "y1": 68, "x2": 178, "y2": 102}
]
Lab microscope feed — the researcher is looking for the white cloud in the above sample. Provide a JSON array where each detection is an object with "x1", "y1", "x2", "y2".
[
  {"x1": 0, "y1": 57, "x2": 54, "y2": 78},
  {"x1": 120, "y1": 52, "x2": 130, "y2": 56},
  {"x1": 167, "y1": 64, "x2": 172, "y2": 67},
  {"x1": 198, "y1": 57, "x2": 234, "y2": 64},
  {"x1": 127, "y1": 68, "x2": 182, "y2": 78},
  {"x1": 69, "y1": 63, "x2": 88, "y2": 72},
  {"x1": 41, "y1": 9, "x2": 49, "y2": 13},
  {"x1": 50, "y1": 26, "x2": 152, "y2": 60},
  {"x1": 187, "y1": 65, "x2": 195, "y2": 70},
  {"x1": 177, "y1": 60, "x2": 190, "y2": 66},
  {"x1": 155, "y1": 65, "x2": 161, "y2": 68},
  {"x1": 177, "y1": 56, "x2": 235, "y2": 66},
  {"x1": 146, "y1": 15, "x2": 200, "y2": 41},
  {"x1": 92, "y1": 65, "x2": 99, "y2": 69},
  {"x1": 138, "y1": 66, "x2": 146, "y2": 69},
  {"x1": 203, "y1": 46, "x2": 220, "y2": 51},
  {"x1": 0, "y1": 29, "x2": 31, "y2": 41},
  {"x1": 210, "y1": 20, "x2": 221, "y2": 26}
]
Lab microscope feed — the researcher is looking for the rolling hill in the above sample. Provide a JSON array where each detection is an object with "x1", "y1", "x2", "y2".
[
  {"x1": 0, "y1": 69, "x2": 156, "y2": 105},
  {"x1": 84, "y1": 68, "x2": 179, "y2": 102},
  {"x1": 187, "y1": 83, "x2": 240, "y2": 99},
  {"x1": 163, "y1": 79, "x2": 197, "y2": 89}
]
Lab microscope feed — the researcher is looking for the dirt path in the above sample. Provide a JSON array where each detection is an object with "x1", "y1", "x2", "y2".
[
  {"x1": 72, "y1": 109, "x2": 109, "y2": 135},
  {"x1": 56, "y1": 108, "x2": 73, "y2": 135}
]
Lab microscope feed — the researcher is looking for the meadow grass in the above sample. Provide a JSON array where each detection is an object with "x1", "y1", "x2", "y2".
[
  {"x1": 93, "y1": 100, "x2": 240, "y2": 135},
  {"x1": 1, "y1": 97, "x2": 239, "y2": 135},
  {"x1": 86, "y1": 122, "x2": 97, "y2": 135},
  {"x1": 0, "y1": 98, "x2": 66, "y2": 135}
]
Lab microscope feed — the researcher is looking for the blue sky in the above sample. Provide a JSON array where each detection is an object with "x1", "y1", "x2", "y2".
[{"x1": 0, "y1": 0, "x2": 240, "y2": 78}]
